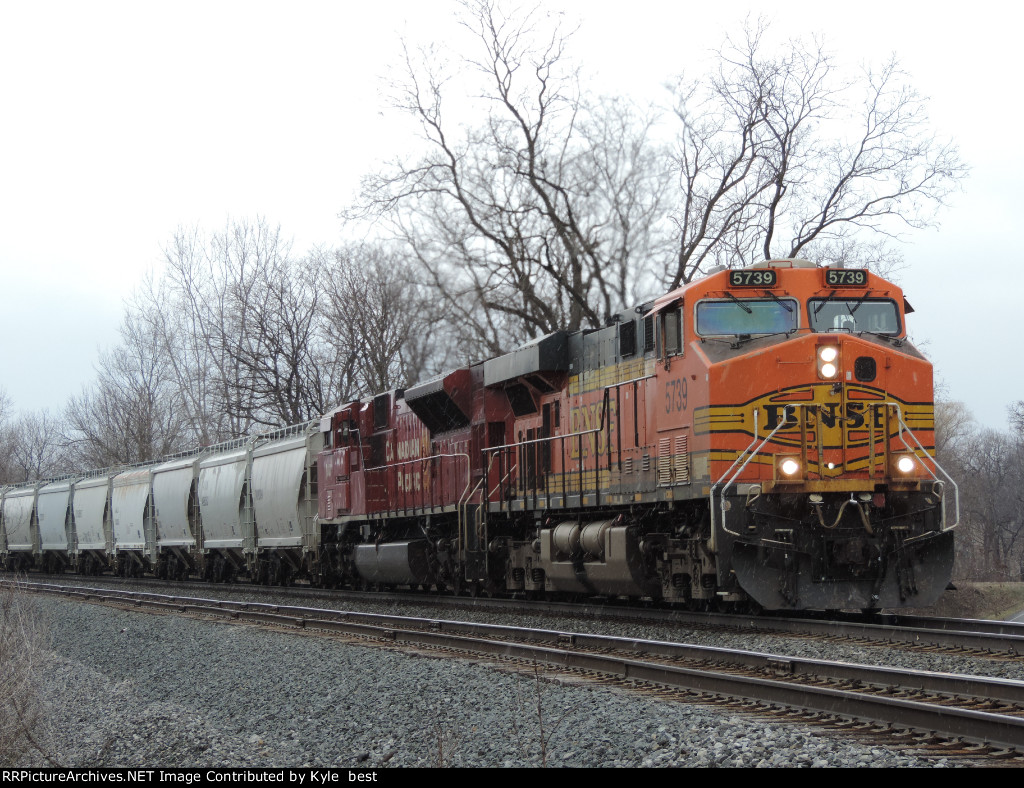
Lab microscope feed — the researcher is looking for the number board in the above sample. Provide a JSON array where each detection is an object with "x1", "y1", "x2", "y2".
[
  {"x1": 824, "y1": 268, "x2": 868, "y2": 287},
  {"x1": 728, "y1": 269, "x2": 777, "y2": 287}
]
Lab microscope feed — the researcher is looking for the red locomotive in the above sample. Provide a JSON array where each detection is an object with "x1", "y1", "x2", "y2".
[{"x1": 315, "y1": 258, "x2": 957, "y2": 611}]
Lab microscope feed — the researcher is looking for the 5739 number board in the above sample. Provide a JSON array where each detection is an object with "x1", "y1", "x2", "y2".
[
  {"x1": 728, "y1": 269, "x2": 777, "y2": 287},
  {"x1": 824, "y1": 268, "x2": 868, "y2": 287}
]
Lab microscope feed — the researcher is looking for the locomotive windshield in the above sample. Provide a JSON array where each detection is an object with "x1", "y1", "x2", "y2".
[
  {"x1": 695, "y1": 298, "x2": 799, "y2": 336},
  {"x1": 808, "y1": 298, "x2": 901, "y2": 335}
]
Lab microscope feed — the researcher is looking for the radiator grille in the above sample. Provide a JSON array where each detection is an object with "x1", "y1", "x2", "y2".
[{"x1": 658, "y1": 435, "x2": 690, "y2": 486}]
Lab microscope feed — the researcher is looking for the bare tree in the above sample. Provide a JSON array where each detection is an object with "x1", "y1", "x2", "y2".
[
  {"x1": 142, "y1": 219, "x2": 346, "y2": 433},
  {"x1": 0, "y1": 393, "x2": 66, "y2": 484},
  {"x1": 666, "y1": 20, "x2": 967, "y2": 286},
  {"x1": 956, "y1": 427, "x2": 1024, "y2": 579},
  {"x1": 0, "y1": 389, "x2": 14, "y2": 483},
  {"x1": 6, "y1": 411, "x2": 66, "y2": 483},
  {"x1": 934, "y1": 399, "x2": 975, "y2": 466},
  {"x1": 353, "y1": 5, "x2": 964, "y2": 350},
  {"x1": 63, "y1": 312, "x2": 187, "y2": 469},
  {"x1": 134, "y1": 220, "x2": 429, "y2": 435},
  {"x1": 222, "y1": 253, "x2": 334, "y2": 427},
  {"x1": 353, "y1": 0, "x2": 669, "y2": 352},
  {"x1": 322, "y1": 244, "x2": 435, "y2": 396},
  {"x1": 1010, "y1": 401, "x2": 1024, "y2": 438},
  {"x1": 935, "y1": 399, "x2": 1024, "y2": 581},
  {"x1": 132, "y1": 226, "x2": 246, "y2": 446}
]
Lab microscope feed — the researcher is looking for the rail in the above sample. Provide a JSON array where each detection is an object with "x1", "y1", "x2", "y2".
[{"x1": 12, "y1": 579, "x2": 1024, "y2": 754}]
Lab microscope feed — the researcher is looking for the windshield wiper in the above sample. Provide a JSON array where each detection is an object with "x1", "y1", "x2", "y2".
[
  {"x1": 813, "y1": 290, "x2": 838, "y2": 316},
  {"x1": 762, "y1": 290, "x2": 793, "y2": 312},
  {"x1": 857, "y1": 328, "x2": 902, "y2": 346},
  {"x1": 729, "y1": 329, "x2": 798, "y2": 349},
  {"x1": 724, "y1": 291, "x2": 752, "y2": 313},
  {"x1": 847, "y1": 290, "x2": 874, "y2": 315}
]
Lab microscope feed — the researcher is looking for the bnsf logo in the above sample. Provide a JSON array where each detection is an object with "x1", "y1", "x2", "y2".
[
  {"x1": 568, "y1": 400, "x2": 619, "y2": 458},
  {"x1": 763, "y1": 402, "x2": 888, "y2": 432}
]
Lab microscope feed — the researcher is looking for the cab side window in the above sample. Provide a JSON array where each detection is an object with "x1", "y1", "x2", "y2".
[{"x1": 662, "y1": 307, "x2": 683, "y2": 357}]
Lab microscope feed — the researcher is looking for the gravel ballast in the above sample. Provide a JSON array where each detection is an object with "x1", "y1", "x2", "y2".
[{"x1": 11, "y1": 592, "x2": 965, "y2": 768}]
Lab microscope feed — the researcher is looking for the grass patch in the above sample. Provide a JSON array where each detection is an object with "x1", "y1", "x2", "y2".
[
  {"x1": 0, "y1": 579, "x2": 55, "y2": 766},
  {"x1": 902, "y1": 581, "x2": 1024, "y2": 621}
]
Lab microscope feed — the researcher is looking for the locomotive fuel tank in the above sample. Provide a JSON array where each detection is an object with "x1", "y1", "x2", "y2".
[
  {"x1": 537, "y1": 519, "x2": 660, "y2": 597},
  {"x1": 352, "y1": 540, "x2": 438, "y2": 587}
]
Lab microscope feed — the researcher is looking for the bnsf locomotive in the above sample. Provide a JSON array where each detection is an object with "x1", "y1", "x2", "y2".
[{"x1": 1, "y1": 259, "x2": 957, "y2": 611}]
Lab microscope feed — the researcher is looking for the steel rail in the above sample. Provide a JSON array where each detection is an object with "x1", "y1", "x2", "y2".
[
  {"x1": 15, "y1": 580, "x2": 1024, "y2": 752},
  {"x1": 13, "y1": 572, "x2": 1024, "y2": 655}
]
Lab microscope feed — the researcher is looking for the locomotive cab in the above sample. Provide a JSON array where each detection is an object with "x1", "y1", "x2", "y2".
[
  {"x1": 684, "y1": 259, "x2": 957, "y2": 610},
  {"x1": 318, "y1": 402, "x2": 363, "y2": 522}
]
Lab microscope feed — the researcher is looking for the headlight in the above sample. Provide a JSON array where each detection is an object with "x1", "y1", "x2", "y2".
[
  {"x1": 895, "y1": 454, "x2": 917, "y2": 474},
  {"x1": 776, "y1": 455, "x2": 802, "y2": 480},
  {"x1": 817, "y1": 346, "x2": 840, "y2": 379}
]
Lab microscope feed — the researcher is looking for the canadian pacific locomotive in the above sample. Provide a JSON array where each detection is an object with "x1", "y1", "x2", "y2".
[{"x1": 1, "y1": 259, "x2": 957, "y2": 610}]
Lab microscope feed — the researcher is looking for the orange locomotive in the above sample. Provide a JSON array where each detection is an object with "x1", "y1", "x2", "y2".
[{"x1": 316, "y1": 258, "x2": 957, "y2": 611}]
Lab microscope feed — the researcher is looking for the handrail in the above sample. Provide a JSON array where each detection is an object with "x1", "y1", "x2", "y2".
[
  {"x1": 483, "y1": 386, "x2": 618, "y2": 507},
  {"x1": 709, "y1": 401, "x2": 959, "y2": 544},
  {"x1": 711, "y1": 406, "x2": 796, "y2": 544},
  {"x1": 484, "y1": 425, "x2": 603, "y2": 454},
  {"x1": 458, "y1": 462, "x2": 485, "y2": 571},
  {"x1": 488, "y1": 461, "x2": 518, "y2": 502},
  {"x1": 888, "y1": 403, "x2": 960, "y2": 531},
  {"x1": 360, "y1": 452, "x2": 468, "y2": 475},
  {"x1": 360, "y1": 452, "x2": 471, "y2": 516}
]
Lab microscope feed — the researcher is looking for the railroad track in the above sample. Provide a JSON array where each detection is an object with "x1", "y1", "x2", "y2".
[
  {"x1": 10, "y1": 578, "x2": 1024, "y2": 757},
  {"x1": 14, "y1": 571, "x2": 1024, "y2": 658}
]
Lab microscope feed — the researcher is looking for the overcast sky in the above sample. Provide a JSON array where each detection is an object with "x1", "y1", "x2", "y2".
[{"x1": 0, "y1": 0, "x2": 1020, "y2": 432}]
